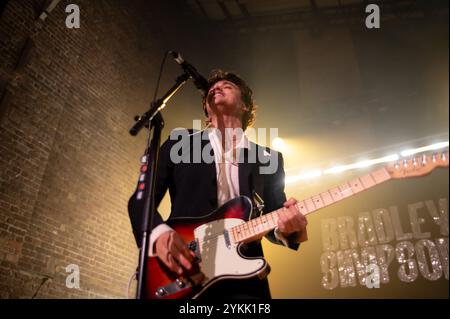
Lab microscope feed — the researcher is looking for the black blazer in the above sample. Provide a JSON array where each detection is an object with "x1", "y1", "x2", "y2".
[{"x1": 127, "y1": 129, "x2": 300, "y2": 298}]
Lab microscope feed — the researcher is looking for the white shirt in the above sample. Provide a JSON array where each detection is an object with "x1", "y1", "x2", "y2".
[{"x1": 148, "y1": 128, "x2": 288, "y2": 256}]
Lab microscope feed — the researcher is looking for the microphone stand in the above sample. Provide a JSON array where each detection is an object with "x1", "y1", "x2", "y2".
[{"x1": 129, "y1": 71, "x2": 190, "y2": 299}]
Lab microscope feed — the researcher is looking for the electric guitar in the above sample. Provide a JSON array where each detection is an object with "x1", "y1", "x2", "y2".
[{"x1": 143, "y1": 151, "x2": 448, "y2": 299}]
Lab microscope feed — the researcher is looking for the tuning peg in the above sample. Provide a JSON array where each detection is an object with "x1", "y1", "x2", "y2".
[
  {"x1": 403, "y1": 159, "x2": 408, "y2": 168},
  {"x1": 421, "y1": 154, "x2": 427, "y2": 166},
  {"x1": 442, "y1": 152, "x2": 447, "y2": 161},
  {"x1": 432, "y1": 153, "x2": 437, "y2": 163}
]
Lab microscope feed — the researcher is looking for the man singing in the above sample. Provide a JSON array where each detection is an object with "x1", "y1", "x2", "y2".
[{"x1": 129, "y1": 69, "x2": 308, "y2": 299}]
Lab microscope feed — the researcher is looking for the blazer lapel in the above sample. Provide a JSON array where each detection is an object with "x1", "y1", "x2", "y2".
[
  {"x1": 200, "y1": 133, "x2": 218, "y2": 208},
  {"x1": 238, "y1": 147, "x2": 255, "y2": 200}
]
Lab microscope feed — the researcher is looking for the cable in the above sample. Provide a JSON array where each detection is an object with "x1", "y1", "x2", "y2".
[
  {"x1": 31, "y1": 277, "x2": 50, "y2": 299},
  {"x1": 152, "y1": 51, "x2": 171, "y2": 104},
  {"x1": 126, "y1": 271, "x2": 138, "y2": 299}
]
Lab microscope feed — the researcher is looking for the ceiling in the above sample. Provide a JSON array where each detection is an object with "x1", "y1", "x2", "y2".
[{"x1": 184, "y1": 0, "x2": 448, "y2": 31}]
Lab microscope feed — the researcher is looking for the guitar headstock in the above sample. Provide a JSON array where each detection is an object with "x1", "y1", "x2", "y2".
[{"x1": 386, "y1": 151, "x2": 449, "y2": 179}]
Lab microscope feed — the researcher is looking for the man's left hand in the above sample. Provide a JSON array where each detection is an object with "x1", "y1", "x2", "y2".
[{"x1": 277, "y1": 197, "x2": 308, "y2": 243}]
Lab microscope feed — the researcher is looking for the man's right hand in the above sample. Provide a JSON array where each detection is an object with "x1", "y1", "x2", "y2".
[{"x1": 154, "y1": 231, "x2": 195, "y2": 275}]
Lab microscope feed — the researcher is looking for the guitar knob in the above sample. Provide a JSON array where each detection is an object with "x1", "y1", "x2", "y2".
[
  {"x1": 155, "y1": 287, "x2": 167, "y2": 297},
  {"x1": 176, "y1": 278, "x2": 185, "y2": 288}
]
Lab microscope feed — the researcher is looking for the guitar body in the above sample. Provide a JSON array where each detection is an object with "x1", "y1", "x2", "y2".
[{"x1": 143, "y1": 196, "x2": 269, "y2": 299}]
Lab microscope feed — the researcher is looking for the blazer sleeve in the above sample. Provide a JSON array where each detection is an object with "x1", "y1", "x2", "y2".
[
  {"x1": 262, "y1": 151, "x2": 300, "y2": 251},
  {"x1": 128, "y1": 137, "x2": 174, "y2": 248}
]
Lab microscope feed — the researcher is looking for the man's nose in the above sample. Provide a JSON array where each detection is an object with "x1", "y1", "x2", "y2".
[
  {"x1": 211, "y1": 87, "x2": 223, "y2": 94},
  {"x1": 208, "y1": 87, "x2": 222, "y2": 99}
]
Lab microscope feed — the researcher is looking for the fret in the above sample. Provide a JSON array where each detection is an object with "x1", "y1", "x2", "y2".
[
  {"x1": 261, "y1": 214, "x2": 269, "y2": 230},
  {"x1": 250, "y1": 219, "x2": 258, "y2": 235},
  {"x1": 266, "y1": 214, "x2": 273, "y2": 229},
  {"x1": 248, "y1": 219, "x2": 257, "y2": 234},
  {"x1": 244, "y1": 222, "x2": 252, "y2": 237},
  {"x1": 360, "y1": 174, "x2": 376, "y2": 188},
  {"x1": 312, "y1": 195, "x2": 325, "y2": 209},
  {"x1": 234, "y1": 225, "x2": 242, "y2": 241},
  {"x1": 304, "y1": 198, "x2": 316, "y2": 213},
  {"x1": 297, "y1": 201, "x2": 309, "y2": 215},
  {"x1": 254, "y1": 218, "x2": 262, "y2": 234},
  {"x1": 263, "y1": 214, "x2": 271, "y2": 229},
  {"x1": 371, "y1": 167, "x2": 391, "y2": 184},
  {"x1": 231, "y1": 227, "x2": 237, "y2": 243},
  {"x1": 240, "y1": 223, "x2": 247, "y2": 239},
  {"x1": 269, "y1": 212, "x2": 278, "y2": 228},
  {"x1": 349, "y1": 177, "x2": 365, "y2": 194},
  {"x1": 264, "y1": 214, "x2": 272, "y2": 228},
  {"x1": 272, "y1": 211, "x2": 281, "y2": 229},
  {"x1": 330, "y1": 187, "x2": 343, "y2": 201},
  {"x1": 251, "y1": 218, "x2": 259, "y2": 234},
  {"x1": 339, "y1": 182, "x2": 353, "y2": 198},
  {"x1": 271, "y1": 212, "x2": 278, "y2": 227},
  {"x1": 260, "y1": 217, "x2": 267, "y2": 233},
  {"x1": 320, "y1": 191, "x2": 334, "y2": 206}
]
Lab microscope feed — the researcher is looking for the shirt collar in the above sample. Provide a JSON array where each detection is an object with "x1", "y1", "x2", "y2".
[{"x1": 206, "y1": 127, "x2": 250, "y2": 150}]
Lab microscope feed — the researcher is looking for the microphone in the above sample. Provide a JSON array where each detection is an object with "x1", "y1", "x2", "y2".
[{"x1": 169, "y1": 51, "x2": 209, "y2": 94}]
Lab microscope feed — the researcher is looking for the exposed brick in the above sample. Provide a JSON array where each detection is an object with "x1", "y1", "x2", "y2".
[{"x1": 0, "y1": 0, "x2": 198, "y2": 298}]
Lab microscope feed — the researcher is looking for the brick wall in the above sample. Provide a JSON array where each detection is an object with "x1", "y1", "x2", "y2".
[{"x1": 0, "y1": 0, "x2": 194, "y2": 298}]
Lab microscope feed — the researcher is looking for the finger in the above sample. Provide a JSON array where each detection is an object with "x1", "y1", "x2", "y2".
[
  {"x1": 288, "y1": 207, "x2": 307, "y2": 231},
  {"x1": 166, "y1": 252, "x2": 182, "y2": 274},
  {"x1": 295, "y1": 210, "x2": 308, "y2": 228},
  {"x1": 166, "y1": 234, "x2": 187, "y2": 273},
  {"x1": 172, "y1": 239, "x2": 193, "y2": 270},
  {"x1": 173, "y1": 237, "x2": 194, "y2": 263},
  {"x1": 174, "y1": 249, "x2": 193, "y2": 271},
  {"x1": 167, "y1": 232, "x2": 190, "y2": 262},
  {"x1": 283, "y1": 198, "x2": 297, "y2": 208},
  {"x1": 285, "y1": 207, "x2": 303, "y2": 233},
  {"x1": 278, "y1": 209, "x2": 295, "y2": 233}
]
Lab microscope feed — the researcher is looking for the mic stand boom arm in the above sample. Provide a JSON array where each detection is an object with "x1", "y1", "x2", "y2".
[{"x1": 129, "y1": 72, "x2": 190, "y2": 299}]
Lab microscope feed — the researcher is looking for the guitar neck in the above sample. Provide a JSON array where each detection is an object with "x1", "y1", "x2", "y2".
[{"x1": 231, "y1": 166, "x2": 392, "y2": 244}]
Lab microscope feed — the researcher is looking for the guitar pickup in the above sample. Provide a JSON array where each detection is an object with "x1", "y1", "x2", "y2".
[
  {"x1": 188, "y1": 239, "x2": 201, "y2": 262},
  {"x1": 224, "y1": 230, "x2": 231, "y2": 248}
]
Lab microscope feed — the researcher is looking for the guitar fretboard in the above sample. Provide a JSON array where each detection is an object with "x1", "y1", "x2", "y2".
[{"x1": 230, "y1": 167, "x2": 391, "y2": 244}]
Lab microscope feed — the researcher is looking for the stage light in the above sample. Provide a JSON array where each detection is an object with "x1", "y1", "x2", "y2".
[
  {"x1": 354, "y1": 154, "x2": 400, "y2": 168},
  {"x1": 400, "y1": 141, "x2": 449, "y2": 157},
  {"x1": 272, "y1": 137, "x2": 285, "y2": 152},
  {"x1": 323, "y1": 165, "x2": 347, "y2": 175},
  {"x1": 285, "y1": 169, "x2": 322, "y2": 184},
  {"x1": 323, "y1": 154, "x2": 399, "y2": 175},
  {"x1": 285, "y1": 138, "x2": 448, "y2": 184}
]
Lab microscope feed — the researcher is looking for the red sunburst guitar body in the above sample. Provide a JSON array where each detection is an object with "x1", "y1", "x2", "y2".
[{"x1": 143, "y1": 196, "x2": 269, "y2": 299}]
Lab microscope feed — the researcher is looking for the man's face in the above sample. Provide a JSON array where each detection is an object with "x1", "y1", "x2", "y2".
[{"x1": 205, "y1": 80, "x2": 245, "y2": 118}]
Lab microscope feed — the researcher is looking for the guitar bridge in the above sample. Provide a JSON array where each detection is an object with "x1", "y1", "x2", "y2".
[{"x1": 154, "y1": 273, "x2": 205, "y2": 298}]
